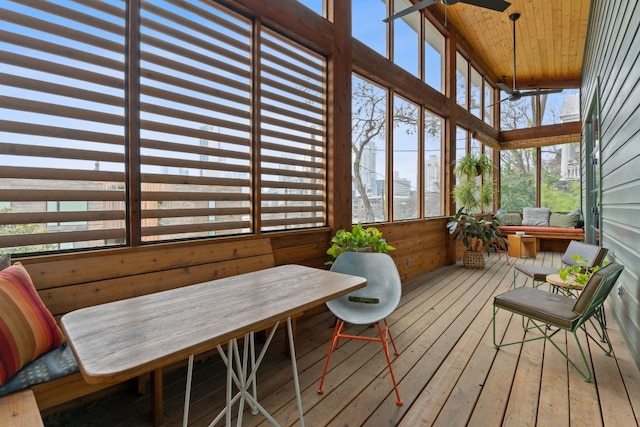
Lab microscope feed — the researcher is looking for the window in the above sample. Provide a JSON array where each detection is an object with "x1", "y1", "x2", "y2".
[
  {"x1": 424, "y1": 110, "x2": 443, "y2": 217},
  {"x1": 1, "y1": 0, "x2": 327, "y2": 254},
  {"x1": 456, "y1": 127, "x2": 467, "y2": 161},
  {"x1": 542, "y1": 89, "x2": 580, "y2": 125},
  {"x1": 470, "y1": 67, "x2": 482, "y2": 118},
  {"x1": 0, "y1": 1, "x2": 127, "y2": 253},
  {"x1": 470, "y1": 134, "x2": 481, "y2": 156},
  {"x1": 259, "y1": 29, "x2": 327, "y2": 231},
  {"x1": 392, "y1": 0, "x2": 419, "y2": 77},
  {"x1": 541, "y1": 143, "x2": 581, "y2": 211},
  {"x1": 352, "y1": 75, "x2": 388, "y2": 223},
  {"x1": 500, "y1": 148, "x2": 536, "y2": 211},
  {"x1": 138, "y1": 2, "x2": 253, "y2": 241},
  {"x1": 424, "y1": 18, "x2": 445, "y2": 93},
  {"x1": 484, "y1": 84, "x2": 494, "y2": 126},
  {"x1": 392, "y1": 95, "x2": 418, "y2": 220},
  {"x1": 296, "y1": 0, "x2": 324, "y2": 16},
  {"x1": 353, "y1": 0, "x2": 387, "y2": 57},
  {"x1": 456, "y1": 52, "x2": 468, "y2": 108}
]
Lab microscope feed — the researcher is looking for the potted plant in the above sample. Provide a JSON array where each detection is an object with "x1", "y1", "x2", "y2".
[
  {"x1": 446, "y1": 207, "x2": 504, "y2": 269},
  {"x1": 326, "y1": 223, "x2": 395, "y2": 264},
  {"x1": 558, "y1": 254, "x2": 607, "y2": 287},
  {"x1": 452, "y1": 153, "x2": 494, "y2": 213}
]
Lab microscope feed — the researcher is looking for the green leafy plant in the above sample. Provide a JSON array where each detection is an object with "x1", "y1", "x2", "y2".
[
  {"x1": 452, "y1": 153, "x2": 494, "y2": 213},
  {"x1": 446, "y1": 207, "x2": 504, "y2": 253},
  {"x1": 558, "y1": 254, "x2": 608, "y2": 286},
  {"x1": 326, "y1": 223, "x2": 395, "y2": 264}
]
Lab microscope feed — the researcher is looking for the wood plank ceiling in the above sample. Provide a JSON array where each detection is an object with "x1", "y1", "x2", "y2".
[{"x1": 432, "y1": 0, "x2": 590, "y2": 89}]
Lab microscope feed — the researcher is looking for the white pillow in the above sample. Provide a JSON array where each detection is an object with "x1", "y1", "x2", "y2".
[{"x1": 522, "y1": 207, "x2": 551, "y2": 226}]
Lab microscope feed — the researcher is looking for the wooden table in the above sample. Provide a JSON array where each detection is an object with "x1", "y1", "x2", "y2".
[
  {"x1": 507, "y1": 234, "x2": 538, "y2": 258},
  {"x1": 546, "y1": 273, "x2": 584, "y2": 297},
  {"x1": 61, "y1": 265, "x2": 366, "y2": 426}
]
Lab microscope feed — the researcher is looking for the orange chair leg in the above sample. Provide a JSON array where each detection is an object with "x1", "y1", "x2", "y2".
[
  {"x1": 317, "y1": 319, "x2": 345, "y2": 394},
  {"x1": 376, "y1": 322, "x2": 403, "y2": 405},
  {"x1": 384, "y1": 319, "x2": 400, "y2": 356},
  {"x1": 317, "y1": 319, "x2": 402, "y2": 406}
]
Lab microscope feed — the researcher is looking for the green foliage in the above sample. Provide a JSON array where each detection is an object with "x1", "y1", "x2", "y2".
[
  {"x1": 326, "y1": 223, "x2": 395, "y2": 264},
  {"x1": 452, "y1": 153, "x2": 494, "y2": 213},
  {"x1": 541, "y1": 173, "x2": 580, "y2": 212},
  {"x1": 446, "y1": 207, "x2": 504, "y2": 253},
  {"x1": 558, "y1": 254, "x2": 608, "y2": 286},
  {"x1": 499, "y1": 149, "x2": 536, "y2": 211},
  {"x1": 0, "y1": 207, "x2": 54, "y2": 254}
]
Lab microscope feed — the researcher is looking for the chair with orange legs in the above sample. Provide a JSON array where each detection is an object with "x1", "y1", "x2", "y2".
[{"x1": 317, "y1": 252, "x2": 403, "y2": 406}]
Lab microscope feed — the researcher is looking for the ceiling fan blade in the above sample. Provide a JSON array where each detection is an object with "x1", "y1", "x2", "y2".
[
  {"x1": 497, "y1": 81, "x2": 516, "y2": 94},
  {"x1": 488, "y1": 96, "x2": 511, "y2": 107},
  {"x1": 459, "y1": 0, "x2": 511, "y2": 12},
  {"x1": 518, "y1": 89, "x2": 564, "y2": 97},
  {"x1": 383, "y1": 0, "x2": 437, "y2": 23}
]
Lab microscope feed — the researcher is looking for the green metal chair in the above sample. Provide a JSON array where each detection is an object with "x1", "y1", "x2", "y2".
[
  {"x1": 493, "y1": 262, "x2": 624, "y2": 382},
  {"x1": 511, "y1": 240, "x2": 608, "y2": 289}
]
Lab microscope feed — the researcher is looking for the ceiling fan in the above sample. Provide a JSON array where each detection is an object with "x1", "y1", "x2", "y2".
[
  {"x1": 383, "y1": 0, "x2": 511, "y2": 23},
  {"x1": 495, "y1": 13, "x2": 563, "y2": 103}
]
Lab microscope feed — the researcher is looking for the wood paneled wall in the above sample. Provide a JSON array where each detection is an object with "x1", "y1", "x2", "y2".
[{"x1": 582, "y1": 0, "x2": 640, "y2": 368}]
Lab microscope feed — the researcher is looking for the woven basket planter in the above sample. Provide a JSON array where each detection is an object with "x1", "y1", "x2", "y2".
[{"x1": 463, "y1": 250, "x2": 485, "y2": 269}]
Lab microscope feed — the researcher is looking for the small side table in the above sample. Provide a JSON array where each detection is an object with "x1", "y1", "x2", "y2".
[
  {"x1": 546, "y1": 273, "x2": 584, "y2": 297},
  {"x1": 507, "y1": 234, "x2": 537, "y2": 258}
]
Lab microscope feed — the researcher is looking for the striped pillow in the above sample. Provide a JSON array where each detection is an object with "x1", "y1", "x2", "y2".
[{"x1": 0, "y1": 263, "x2": 64, "y2": 385}]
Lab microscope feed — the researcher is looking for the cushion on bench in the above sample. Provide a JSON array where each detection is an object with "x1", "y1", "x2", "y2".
[
  {"x1": 0, "y1": 263, "x2": 65, "y2": 386},
  {"x1": 0, "y1": 344, "x2": 78, "y2": 397},
  {"x1": 498, "y1": 225, "x2": 582, "y2": 235}
]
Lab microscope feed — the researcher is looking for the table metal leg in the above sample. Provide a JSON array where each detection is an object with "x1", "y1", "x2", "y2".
[
  {"x1": 183, "y1": 319, "x2": 305, "y2": 427},
  {"x1": 183, "y1": 355, "x2": 195, "y2": 427},
  {"x1": 287, "y1": 317, "x2": 305, "y2": 427}
]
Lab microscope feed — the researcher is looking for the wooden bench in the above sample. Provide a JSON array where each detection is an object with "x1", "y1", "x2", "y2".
[
  {"x1": 498, "y1": 225, "x2": 585, "y2": 252},
  {"x1": 17, "y1": 236, "x2": 277, "y2": 425},
  {"x1": 0, "y1": 389, "x2": 44, "y2": 427}
]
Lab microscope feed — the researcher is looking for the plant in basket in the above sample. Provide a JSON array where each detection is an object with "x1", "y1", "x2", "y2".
[{"x1": 446, "y1": 207, "x2": 504, "y2": 269}]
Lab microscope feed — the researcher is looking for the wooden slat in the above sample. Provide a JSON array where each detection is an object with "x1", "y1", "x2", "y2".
[
  {"x1": 0, "y1": 228, "x2": 124, "y2": 248},
  {"x1": 141, "y1": 207, "x2": 249, "y2": 218},
  {"x1": 0, "y1": 121, "x2": 123, "y2": 145},
  {"x1": 261, "y1": 180, "x2": 324, "y2": 191},
  {"x1": 1, "y1": 166, "x2": 124, "y2": 183},
  {"x1": 141, "y1": 221, "x2": 251, "y2": 237},
  {"x1": 140, "y1": 154, "x2": 249, "y2": 175},
  {"x1": 1, "y1": 96, "x2": 123, "y2": 126},
  {"x1": 141, "y1": 136, "x2": 251, "y2": 160},
  {"x1": 0, "y1": 389, "x2": 43, "y2": 427},
  {"x1": 0, "y1": 210, "x2": 124, "y2": 225},
  {"x1": 0, "y1": 143, "x2": 124, "y2": 163},
  {"x1": 141, "y1": 191, "x2": 249, "y2": 202},
  {"x1": 1, "y1": 189, "x2": 123, "y2": 201},
  {"x1": 260, "y1": 154, "x2": 324, "y2": 170},
  {"x1": 260, "y1": 167, "x2": 324, "y2": 180}
]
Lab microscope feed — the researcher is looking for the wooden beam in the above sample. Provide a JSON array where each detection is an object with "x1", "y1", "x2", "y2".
[
  {"x1": 326, "y1": 0, "x2": 352, "y2": 232},
  {"x1": 499, "y1": 122, "x2": 582, "y2": 150}
]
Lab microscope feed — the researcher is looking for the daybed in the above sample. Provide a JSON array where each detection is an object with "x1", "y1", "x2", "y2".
[{"x1": 495, "y1": 208, "x2": 584, "y2": 252}]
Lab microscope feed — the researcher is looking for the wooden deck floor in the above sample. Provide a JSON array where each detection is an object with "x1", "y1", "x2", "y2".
[{"x1": 44, "y1": 252, "x2": 640, "y2": 426}]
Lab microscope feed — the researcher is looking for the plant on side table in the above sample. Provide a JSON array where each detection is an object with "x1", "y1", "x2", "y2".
[
  {"x1": 326, "y1": 223, "x2": 395, "y2": 265},
  {"x1": 446, "y1": 207, "x2": 504, "y2": 269},
  {"x1": 558, "y1": 254, "x2": 608, "y2": 286}
]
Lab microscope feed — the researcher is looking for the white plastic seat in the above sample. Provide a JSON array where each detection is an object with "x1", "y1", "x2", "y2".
[{"x1": 317, "y1": 252, "x2": 403, "y2": 405}]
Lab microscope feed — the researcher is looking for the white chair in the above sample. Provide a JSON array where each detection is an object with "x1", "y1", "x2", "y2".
[{"x1": 317, "y1": 252, "x2": 403, "y2": 405}]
